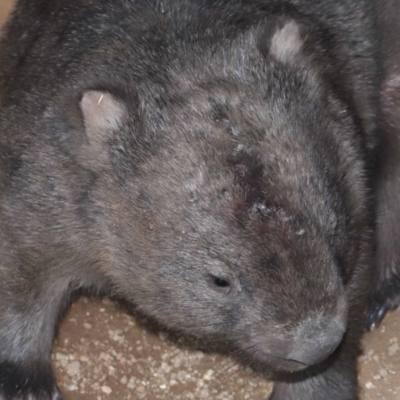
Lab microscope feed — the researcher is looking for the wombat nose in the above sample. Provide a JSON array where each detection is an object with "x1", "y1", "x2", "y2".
[{"x1": 285, "y1": 315, "x2": 346, "y2": 367}]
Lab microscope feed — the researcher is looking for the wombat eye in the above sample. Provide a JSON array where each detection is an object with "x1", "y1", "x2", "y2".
[{"x1": 208, "y1": 274, "x2": 232, "y2": 294}]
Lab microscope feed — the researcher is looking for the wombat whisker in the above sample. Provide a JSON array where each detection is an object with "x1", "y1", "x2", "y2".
[{"x1": 211, "y1": 359, "x2": 240, "y2": 381}]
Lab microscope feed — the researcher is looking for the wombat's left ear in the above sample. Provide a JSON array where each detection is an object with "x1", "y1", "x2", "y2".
[
  {"x1": 258, "y1": 17, "x2": 304, "y2": 63},
  {"x1": 80, "y1": 90, "x2": 128, "y2": 146}
]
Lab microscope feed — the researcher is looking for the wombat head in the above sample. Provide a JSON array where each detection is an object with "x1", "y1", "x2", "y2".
[{"x1": 45, "y1": 18, "x2": 368, "y2": 373}]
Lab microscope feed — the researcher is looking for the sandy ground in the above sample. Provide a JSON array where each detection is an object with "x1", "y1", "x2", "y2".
[
  {"x1": 1, "y1": 1, "x2": 400, "y2": 399},
  {"x1": 47, "y1": 297, "x2": 400, "y2": 400}
]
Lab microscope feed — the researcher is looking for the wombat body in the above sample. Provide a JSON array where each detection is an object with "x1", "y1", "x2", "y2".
[{"x1": 0, "y1": 1, "x2": 381, "y2": 399}]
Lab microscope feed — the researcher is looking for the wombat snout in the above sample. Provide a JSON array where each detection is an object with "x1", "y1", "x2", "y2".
[
  {"x1": 261, "y1": 298, "x2": 348, "y2": 372},
  {"x1": 285, "y1": 314, "x2": 347, "y2": 369}
]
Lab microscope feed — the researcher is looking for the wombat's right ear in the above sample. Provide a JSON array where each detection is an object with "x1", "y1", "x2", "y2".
[
  {"x1": 80, "y1": 90, "x2": 128, "y2": 146},
  {"x1": 258, "y1": 17, "x2": 304, "y2": 63}
]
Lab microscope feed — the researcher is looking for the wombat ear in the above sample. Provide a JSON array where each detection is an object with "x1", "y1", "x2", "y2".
[
  {"x1": 258, "y1": 17, "x2": 304, "y2": 63},
  {"x1": 80, "y1": 90, "x2": 128, "y2": 144}
]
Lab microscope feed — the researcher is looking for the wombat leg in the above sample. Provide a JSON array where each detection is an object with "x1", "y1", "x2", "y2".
[
  {"x1": 0, "y1": 279, "x2": 68, "y2": 399},
  {"x1": 0, "y1": 362, "x2": 62, "y2": 400},
  {"x1": 270, "y1": 350, "x2": 358, "y2": 400},
  {"x1": 366, "y1": 73, "x2": 400, "y2": 330}
]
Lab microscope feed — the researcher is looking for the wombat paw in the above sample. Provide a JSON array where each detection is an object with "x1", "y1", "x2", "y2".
[
  {"x1": 0, "y1": 393, "x2": 61, "y2": 400},
  {"x1": 0, "y1": 361, "x2": 61, "y2": 400},
  {"x1": 366, "y1": 276, "x2": 400, "y2": 330}
]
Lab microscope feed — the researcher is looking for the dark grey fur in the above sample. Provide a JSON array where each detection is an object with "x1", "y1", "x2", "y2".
[
  {"x1": 366, "y1": 0, "x2": 400, "y2": 329},
  {"x1": 0, "y1": 0, "x2": 381, "y2": 399}
]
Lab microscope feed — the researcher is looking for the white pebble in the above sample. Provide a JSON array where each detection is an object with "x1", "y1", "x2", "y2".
[
  {"x1": 388, "y1": 343, "x2": 399, "y2": 356},
  {"x1": 365, "y1": 382, "x2": 376, "y2": 389},
  {"x1": 101, "y1": 385, "x2": 112, "y2": 394},
  {"x1": 66, "y1": 361, "x2": 81, "y2": 377}
]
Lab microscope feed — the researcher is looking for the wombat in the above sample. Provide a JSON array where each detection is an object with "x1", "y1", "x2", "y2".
[
  {"x1": 0, "y1": 0, "x2": 381, "y2": 399},
  {"x1": 366, "y1": 0, "x2": 400, "y2": 329}
]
